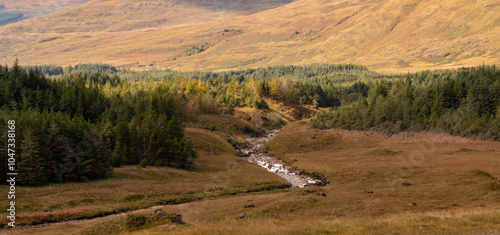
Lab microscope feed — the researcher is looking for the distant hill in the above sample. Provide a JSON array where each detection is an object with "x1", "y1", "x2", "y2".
[
  {"x1": 0, "y1": 0, "x2": 91, "y2": 26},
  {"x1": 0, "y1": 0, "x2": 498, "y2": 72}
]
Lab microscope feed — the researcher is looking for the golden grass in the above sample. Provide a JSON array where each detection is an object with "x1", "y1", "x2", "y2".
[
  {"x1": 265, "y1": 98, "x2": 318, "y2": 122},
  {"x1": 193, "y1": 114, "x2": 259, "y2": 136},
  {"x1": 1, "y1": 0, "x2": 498, "y2": 71},
  {"x1": 0, "y1": 0, "x2": 90, "y2": 19},
  {"x1": 0, "y1": 127, "x2": 288, "y2": 228},
  {"x1": 8, "y1": 190, "x2": 499, "y2": 234},
  {"x1": 4, "y1": 120, "x2": 500, "y2": 234}
]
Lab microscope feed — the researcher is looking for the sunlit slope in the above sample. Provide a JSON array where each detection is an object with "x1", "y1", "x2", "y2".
[
  {"x1": 0, "y1": 0, "x2": 498, "y2": 71},
  {"x1": 0, "y1": 0, "x2": 294, "y2": 33},
  {"x1": 0, "y1": 0, "x2": 91, "y2": 25}
]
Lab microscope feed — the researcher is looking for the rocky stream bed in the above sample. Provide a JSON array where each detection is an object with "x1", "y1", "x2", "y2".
[{"x1": 236, "y1": 129, "x2": 327, "y2": 188}]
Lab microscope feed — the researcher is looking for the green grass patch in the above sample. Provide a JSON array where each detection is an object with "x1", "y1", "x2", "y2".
[
  {"x1": 366, "y1": 149, "x2": 397, "y2": 156},
  {"x1": 484, "y1": 181, "x2": 500, "y2": 191},
  {"x1": 470, "y1": 169, "x2": 493, "y2": 178},
  {"x1": 457, "y1": 148, "x2": 479, "y2": 152}
]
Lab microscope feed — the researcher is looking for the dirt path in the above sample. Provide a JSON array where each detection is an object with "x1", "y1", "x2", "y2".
[
  {"x1": 5, "y1": 129, "x2": 325, "y2": 232},
  {"x1": 237, "y1": 129, "x2": 323, "y2": 188}
]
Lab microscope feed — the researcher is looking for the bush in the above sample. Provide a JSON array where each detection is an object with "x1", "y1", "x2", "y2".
[
  {"x1": 139, "y1": 158, "x2": 148, "y2": 168},
  {"x1": 126, "y1": 214, "x2": 148, "y2": 229}
]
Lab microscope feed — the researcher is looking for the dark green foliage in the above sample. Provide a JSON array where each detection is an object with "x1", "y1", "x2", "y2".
[
  {"x1": 67, "y1": 63, "x2": 119, "y2": 74},
  {"x1": 311, "y1": 65, "x2": 500, "y2": 140},
  {"x1": 0, "y1": 61, "x2": 197, "y2": 186},
  {"x1": 0, "y1": 117, "x2": 6, "y2": 183},
  {"x1": 25, "y1": 63, "x2": 119, "y2": 77},
  {"x1": 139, "y1": 158, "x2": 148, "y2": 167},
  {"x1": 18, "y1": 129, "x2": 47, "y2": 186},
  {"x1": 148, "y1": 116, "x2": 197, "y2": 169},
  {"x1": 23, "y1": 65, "x2": 64, "y2": 76},
  {"x1": 126, "y1": 214, "x2": 148, "y2": 229}
]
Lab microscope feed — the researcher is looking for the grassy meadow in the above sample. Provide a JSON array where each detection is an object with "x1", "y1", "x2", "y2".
[
  {"x1": 0, "y1": 124, "x2": 289, "y2": 228},
  {"x1": 4, "y1": 118, "x2": 499, "y2": 234}
]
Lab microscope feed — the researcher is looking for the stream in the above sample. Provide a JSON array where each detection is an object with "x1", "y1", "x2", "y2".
[
  {"x1": 7, "y1": 129, "x2": 325, "y2": 231},
  {"x1": 237, "y1": 129, "x2": 324, "y2": 188}
]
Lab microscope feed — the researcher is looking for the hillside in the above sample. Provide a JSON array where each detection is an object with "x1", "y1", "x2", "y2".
[
  {"x1": 0, "y1": 0, "x2": 499, "y2": 71},
  {"x1": 5, "y1": 122, "x2": 500, "y2": 234},
  {"x1": 0, "y1": 0, "x2": 91, "y2": 26}
]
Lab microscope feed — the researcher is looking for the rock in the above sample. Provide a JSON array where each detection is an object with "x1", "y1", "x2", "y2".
[
  {"x1": 247, "y1": 199, "x2": 253, "y2": 202},
  {"x1": 336, "y1": 213, "x2": 345, "y2": 217},
  {"x1": 288, "y1": 209, "x2": 294, "y2": 213},
  {"x1": 210, "y1": 210, "x2": 215, "y2": 214},
  {"x1": 475, "y1": 204, "x2": 485, "y2": 208},
  {"x1": 304, "y1": 189, "x2": 314, "y2": 193},
  {"x1": 489, "y1": 177, "x2": 498, "y2": 181},
  {"x1": 362, "y1": 191, "x2": 374, "y2": 194},
  {"x1": 171, "y1": 214, "x2": 182, "y2": 224},
  {"x1": 300, "y1": 145, "x2": 304, "y2": 147},
  {"x1": 325, "y1": 217, "x2": 334, "y2": 221},
  {"x1": 244, "y1": 204, "x2": 255, "y2": 208},
  {"x1": 236, "y1": 213, "x2": 246, "y2": 220},
  {"x1": 409, "y1": 202, "x2": 417, "y2": 206},
  {"x1": 44, "y1": 207, "x2": 51, "y2": 212},
  {"x1": 317, "y1": 192, "x2": 327, "y2": 197},
  {"x1": 312, "y1": 136, "x2": 316, "y2": 139},
  {"x1": 311, "y1": 197, "x2": 318, "y2": 201},
  {"x1": 452, "y1": 204, "x2": 459, "y2": 207},
  {"x1": 269, "y1": 211, "x2": 275, "y2": 214},
  {"x1": 402, "y1": 182, "x2": 412, "y2": 186},
  {"x1": 155, "y1": 210, "x2": 165, "y2": 218}
]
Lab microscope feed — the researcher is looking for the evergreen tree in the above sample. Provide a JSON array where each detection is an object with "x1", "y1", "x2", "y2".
[{"x1": 18, "y1": 129, "x2": 46, "y2": 186}]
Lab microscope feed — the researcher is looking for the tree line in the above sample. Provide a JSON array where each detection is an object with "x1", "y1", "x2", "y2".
[
  {"x1": 311, "y1": 65, "x2": 500, "y2": 140},
  {"x1": 32, "y1": 63, "x2": 378, "y2": 109},
  {"x1": 8, "y1": 61, "x2": 498, "y2": 186},
  {"x1": 0, "y1": 60, "x2": 197, "y2": 186}
]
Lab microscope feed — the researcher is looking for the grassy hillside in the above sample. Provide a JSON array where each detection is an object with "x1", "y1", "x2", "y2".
[
  {"x1": 6, "y1": 121, "x2": 500, "y2": 234},
  {"x1": 0, "y1": 127, "x2": 289, "y2": 227},
  {"x1": 0, "y1": 0, "x2": 91, "y2": 25},
  {"x1": 0, "y1": 0, "x2": 498, "y2": 71}
]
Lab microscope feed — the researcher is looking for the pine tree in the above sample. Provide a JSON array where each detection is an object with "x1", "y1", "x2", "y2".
[{"x1": 18, "y1": 129, "x2": 47, "y2": 185}]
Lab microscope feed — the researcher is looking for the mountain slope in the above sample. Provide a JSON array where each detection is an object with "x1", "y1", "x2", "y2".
[
  {"x1": 0, "y1": 0, "x2": 91, "y2": 26},
  {"x1": 1, "y1": 0, "x2": 294, "y2": 33},
  {"x1": 0, "y1": 0, "x2": 498, "y2": 71}
]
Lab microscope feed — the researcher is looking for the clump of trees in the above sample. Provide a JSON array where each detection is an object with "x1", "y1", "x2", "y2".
[
  {"x1": 32, "y1": 63, "x2": 379, "y2": 109},
  {"x1": 4, "y1": 61, "x2": 498, "y2": 187},
  {"x1": 0, "y1": 60, "x2": 197, "y2": 186},
  {"x1": 311, "y1": 65, "x2": 500, "y2": 140}
]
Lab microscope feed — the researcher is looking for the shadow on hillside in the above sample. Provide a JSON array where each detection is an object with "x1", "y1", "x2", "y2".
[{"x1": 185, "y1": 0, "x2": 295, "y2": 13}]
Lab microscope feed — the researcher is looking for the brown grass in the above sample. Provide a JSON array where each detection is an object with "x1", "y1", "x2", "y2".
[
  {"x1": 0, "y1": 0, "x2": 90, "y2": 19},
  {"x1": 0, "y1": 0, "x2": 498, "y2": 71},
  {"x1": 0, "y1": 127, "x2": 288, "y2": 228},
  {"x1": 193, "y1": 114, "x2": 259, "y2": 136},
  {"x1": 4, "y1": 120, "x2": 500, "y2": 234}
]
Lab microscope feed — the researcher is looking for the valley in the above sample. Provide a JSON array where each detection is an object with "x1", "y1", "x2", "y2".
[
  {"x1": 2, "y1": 118, "x2": 499, "y2": 234},
  {"x1": 0, "y1": 0, "x2": 499, "y2": 234}
]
